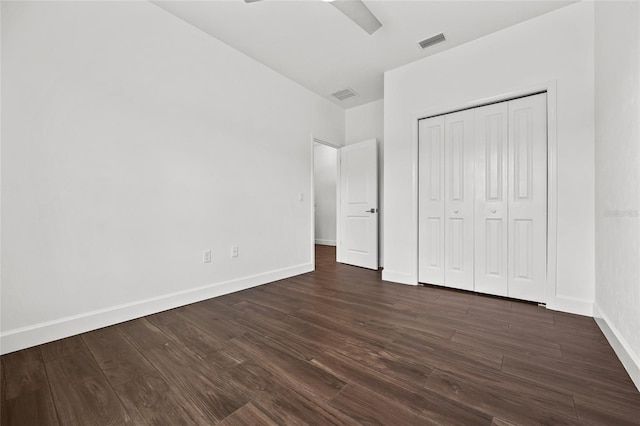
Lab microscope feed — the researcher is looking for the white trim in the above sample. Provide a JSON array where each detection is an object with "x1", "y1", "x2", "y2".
[
  {"x1": 0, "y1": 4, "x2": 3, "y2": 352},
  {"x1": 382, "y1": 270, "x2": 418, "y2": 286},
  {"x1": 313, "y1": 137, "x2": 342, "y2": 150},
  {"x1": 409, "y1": 81, "x2": 559, "y2": 309},
  {"x1": 310, "y1": 134, "x2": 316, "y2": 271},
  {"x1": 410, "y1": 116, "x2": 420, "y2": 284},
  {"x1": 0, "y1": 263, "x2": 313, "y2": 355},
  {"x1": 544, "y1": 82, "x2": 560, "y2": 313},
  {"x1": 546, "y1": 295, "x2": 593, "y2": 317},
  {"x1": 315, "y1": 239, "x2": 336, "y2": 246},
  {"x1": 336, "y1": 147, "x2": 343, "y2": 262},
  {"x1": 593, "y1": 304, "x2": 640, "y2": 391}
]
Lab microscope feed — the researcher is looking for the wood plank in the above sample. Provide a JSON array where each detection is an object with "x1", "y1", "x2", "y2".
[
  {"x1": 389, "y1": 333, "x2": 504, "y2": 374},
  {"x1": 236, "y1": 305, "x2": 386, "y2": 365},
  {"x1": 214, "y1": 291, "x2": 249, "y2": 306},
  {"x1": 229, "y1": 333, "x2": 347, "y2": 400},
  {"x1": 3, "y1": 390, "x2": 60, "y2": 426},
  {"x1": 45, "y1": 350, "x2": 128, "y2": 425},
  {"x1": 177, "y1": 304, "x2": 246, "y2": 342},
  {"x1": 1, "y1": 348, "x2": 59, "y2": 426},
  {"x1": 118, "y1": 318, "x2": 169, "y2": 352},
  {"x1": 3, "y1": 347, "x2": 49, "y2": 399},
  {"x1": 153, "y1": 316, "x2": 224, "y2": 358},
  {"x1": 491, "y1": 417, "x2": 519, "y2": 426},
  {"x1": 82, "y1": 326, "x2": 157, "y2": 387},
  {"x1": 501, "y1": 355, "x2": 640, "y2": 399},
  {"x1": 452, "y1": 328, "x2": 564, "y2": 360},
  {"x1": 39, "y1": 335, "x2": 86, "y2": 363},
  {"x1": 144, "y1": 308, "x2": 183, "y2": 328},
  {"x1": 467, "y1": 305, "x2": 555, "y2": 327},
  {"x1": 313, "y1": 349, "x2": 493, "y2": 425},
  {"x1": 424, "y1": 369, "x2": 581, "y2": 425},
  {"x1": 328, "y1": 383, "x2": 441, "y2": 426},
  {"x1": 114, "y1": 373, "x2": 210, "y2": 425},
  {"x1": 1, "y1": 359, "x2": 6, "y2": 425},
  {"x1": 229, "y1": 309, "x2": 321, "y2": 361},
  {"x1": 217, "y1": 402, "x2": 277, "y2": 426},
  {"x1": 196, "y1": 298, "x2": 244, "y2": 320},
  {"x1": 143, "y1": 341, "x2": 249, "y2": 423},
  {"x1": 573, "y1": 393, "x2": 640, "y2": 426},
  {"x1": 225, "y1": 361, "x2": 359, "y2": 425}
]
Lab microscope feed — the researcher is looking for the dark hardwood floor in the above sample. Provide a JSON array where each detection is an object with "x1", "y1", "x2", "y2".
[{"x1": 2, "y1": 245, "x2": 640, "y2": 425}]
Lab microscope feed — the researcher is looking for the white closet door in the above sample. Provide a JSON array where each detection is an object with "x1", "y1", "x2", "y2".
[
  {"x1": 444, "y1": 110, "x2": 475, "y2": 290},
  {"x1": 474, "y1": 102, "x2": 509, "y2": 297},
  {"x1": 418, "y1": 116, "x2": 445, "y2": 285},
  {"x1": 507, "y1": 94, "x2": 547, "y2": 302}
]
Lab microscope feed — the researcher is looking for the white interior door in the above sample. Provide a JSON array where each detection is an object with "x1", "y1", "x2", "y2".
[
  {"x1": 338, "y1": 139, "x2": 378, "y2": 269},
  {"x1": 418, "y1": 116, "x2": 445, "y2": 285},
  {"x1": 474, "y1": 101, "x2": 509, "y2": 297},
  {"x1": 444, "y1": 110, "x2": 475, "y2": 290},
  {"x1": 507, "y1": 94, "x2": 547, "y2": 302}
]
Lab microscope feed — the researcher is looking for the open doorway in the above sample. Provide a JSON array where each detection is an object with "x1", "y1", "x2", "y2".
[
  {"x1": 313, "y1": 141, "x2": 338, "y2": 266},
  {"x1": 312, "y1": 137, "x2": 380, "y2": 270}
]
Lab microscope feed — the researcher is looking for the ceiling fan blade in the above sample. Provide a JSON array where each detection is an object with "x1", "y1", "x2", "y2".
[{"x1": 330, "y1": 0, "x2": 382, "y2": 35}]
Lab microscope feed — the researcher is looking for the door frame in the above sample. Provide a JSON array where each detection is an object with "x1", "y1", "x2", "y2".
[
  {"x1": 411, "y1": 80, "x2": 558, "y2": 307},
  {"x1": 310, "y1": 136, "x2": 342, "y2": 270}
]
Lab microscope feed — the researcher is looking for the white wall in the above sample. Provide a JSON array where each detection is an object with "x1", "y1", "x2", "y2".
[
  {"x1": 1, "y1": 1, "x2": 344, "y2": 353},
  {"x1": 594, "y1": 1, "x2": 640, "y2": 390},
  {"x1": 313, "y1": 143, "x2": 337, "y2": 246},
  {"x1": 345, "y1": 99, "x2": 384, "y2": 145},
  {"x1": 345, "y1": 99, "x2": 384, "y2": 265},
  {"x1": 383, "y1": 1, "x2": 595, "y2": 315}
]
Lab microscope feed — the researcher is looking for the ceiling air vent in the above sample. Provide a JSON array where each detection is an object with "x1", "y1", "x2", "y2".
[
  {"x1": 332, "y1": 88, "x2": 357, "y2": 101},
  {"x1": 419, "y1": 33, "x2": 446, "y2": 49}
]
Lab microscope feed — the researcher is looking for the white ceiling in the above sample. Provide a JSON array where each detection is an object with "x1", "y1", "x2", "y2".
[{"x1": 152, "y1": 0, "x2": 573, "y2": 109}]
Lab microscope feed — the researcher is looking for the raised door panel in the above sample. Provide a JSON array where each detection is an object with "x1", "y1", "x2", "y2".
[
  {"x1": 444, "y1": 110, "x2": 474, "y2": 290},
  {"x1": 418, "y1": 116, "x2": 445, "y2": 285},
  {"x1": 508, "y1": 94, "x2": 547, "y2": 302},
  {"x1": 474, "y1": 102, "x2": 509, "y2": 297}
]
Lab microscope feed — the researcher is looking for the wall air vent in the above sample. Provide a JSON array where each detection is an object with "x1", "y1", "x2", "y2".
[
  {"x1": 419, "y1": 33, "x2": 446, "y2": 49},
  {"x1": 332, "y1": 88, "x2": 357, "y2": 101}
]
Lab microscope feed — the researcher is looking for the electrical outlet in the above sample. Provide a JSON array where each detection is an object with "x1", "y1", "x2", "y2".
[
  {"x1": 231, "y1": 246, "x2": 239, "y2": 258},
  {"x1": 203, "y1": 249, "x2": 212, "y2": 263}
]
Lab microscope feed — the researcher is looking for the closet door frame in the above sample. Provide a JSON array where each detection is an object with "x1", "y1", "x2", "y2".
[{"x1": 412, "y1": 81, "x2": 558, "y2": 308}]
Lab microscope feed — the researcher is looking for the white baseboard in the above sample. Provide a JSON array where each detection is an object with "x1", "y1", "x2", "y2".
[
  {"x1": 382, "y1": 270, "x2": 418, "y2": 286},
  {"x1": 315, "y1": 239, "x2": 336, "y2": 246},
  {"x1": 593, "y1": 304, "x2": 640, "y2": 392},
  {"x1": 0, "y1": 263, "x2": 313, "y2": 355},
  {"x1": 546, "y1": 295, "x2": 594, "y2": 317}
]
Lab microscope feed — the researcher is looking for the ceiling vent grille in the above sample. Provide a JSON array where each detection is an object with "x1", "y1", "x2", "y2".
[
  {"x1": 419, "y1": 33, "x2": 446, "y2": 49},
  {"x1": 332, "y1": 88, "x2": 357, "y2": 101}
]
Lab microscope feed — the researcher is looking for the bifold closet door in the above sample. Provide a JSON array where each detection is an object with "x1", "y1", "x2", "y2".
[
  {"x1": 420, "y1": 93, "x2": 547, "y2": 302},
  {"x1": 507, "y1": 94, "x2": 547, "y2": 302},
  {"x1": 474, "y1": 102, "x2": 509, "y2": 296},
  {"x1": 418, "y1": 116, "x2": 445, "y2": 285},
  {"x1": 474, "y1": 93, "x2": 547, "y2": 302},
  {"x1": 443, "y1": 110, "x2": 474, "y2": 290},
  {"x1": 418, "y1": 110, "x2": 474, "y2": 289}
]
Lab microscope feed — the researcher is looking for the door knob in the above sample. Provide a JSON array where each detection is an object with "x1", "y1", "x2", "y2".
[
  {"x1": 491, "y1": 209, "x2": 497, "y2": 214},
  {"x1": 365, "y1": 208, "x2": 378, "y2": 213},
  {"x1": 453, "y1": 210, "x2": 459, "y2": 214}
]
